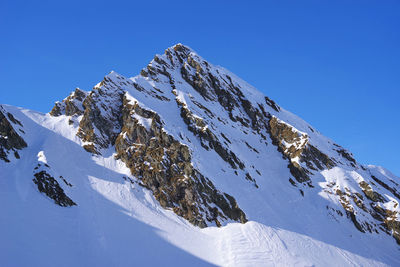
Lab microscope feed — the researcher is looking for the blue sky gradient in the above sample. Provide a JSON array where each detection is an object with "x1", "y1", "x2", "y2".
[{"x1": 1, "y1": 0, "x2": 399, "y2": 175}]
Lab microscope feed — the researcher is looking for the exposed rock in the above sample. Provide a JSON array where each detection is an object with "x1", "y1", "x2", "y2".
[
  {"x1": 268, "y1": 116, "x2": 335, "y2": 184},
  {"x1": 335, "y1": 148, "x2": 356, "y2": 166},
  {"x1": 114, "y1": 95, "x2": 247, "y2": 227},
  {"x1": 76, "y1": 76, "x2": 124, "y2": 153},
  {"x1": 175, "y1": 94, "x2": 245, "y2": 170},
  {"x1": 264, "y1": 96, "x2": 280, "y2": 112},
  {"x1": 287, "y1": 162, "x2": 310, "y2": 183},
  {"x1": 359, "y1": 181, "x2": 386, "y2": 202},
  {"x1": 171, "y1": 45, "x2": 269, "y2": 135},
  {"x1": 370, "y1": 175, "x2": 400, "y2": 200},
  {"x1": 346, "y1": 210, "x2": 365, "y2": 233},
  {"x1": 0, "y1": 107, "x2": 27, "y2": 162},
  {"x1": 50, "y1": 88, "x2": 88, "y2": 117},
  {"x1": 33, "y1": 166, "x2": 76, "y2": 207},
  {"x1": 330, "y1": 179, "x2": 400, "y2": 244},
  {"x1": 302, "y1": 145, "x2": 336, "y2": 171},
  {"x1": 6, "y1": 112, "x2": 23, "y2": 126},
  {"x1": 371, "y1": 203, "x2": 400, "y2": 244},
  {"x1": 269, "y1": 116, "x2": 308, "y2": 159}
]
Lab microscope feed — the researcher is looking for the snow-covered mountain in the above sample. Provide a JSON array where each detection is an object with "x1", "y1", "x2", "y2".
[{"x1": 1, "y1": 44, "x2": 399, "y2": 266}]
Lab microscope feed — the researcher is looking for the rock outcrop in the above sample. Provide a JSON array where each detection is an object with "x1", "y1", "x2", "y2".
[
  {"x1": 76, "y1": 75, "x2": 124, "y2": 154},
  {"x1": 33, "y1": 162, "x2": 76, "y2": 207},
  {"x1": 50, "y1": 88, "x2": 88, "y2": 117},
  {"x1": 114, "y1": 95, "x2": 246, "y2": 227},
  {"x1": 0, "y1": 106, "x2": 27, "y2": 162},
  {"x1": 268, "y1": 116, "x2": 335, "y2": 184}
]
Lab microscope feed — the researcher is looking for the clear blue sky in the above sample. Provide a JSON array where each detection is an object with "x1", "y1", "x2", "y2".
[{"x1": 1, "y1": 0, "x2": 399, "y2": 176}]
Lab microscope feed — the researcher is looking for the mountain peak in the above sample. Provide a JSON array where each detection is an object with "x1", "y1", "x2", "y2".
[
  {"x1": 170, "y1": 43, "x2": 195, "y2": 54},
  {"x1": 3, "y1": 45, "x2": 400, "y2": 266},
  {"x1": 105, "y1": 70, "x2": 123, "y2": 79}
]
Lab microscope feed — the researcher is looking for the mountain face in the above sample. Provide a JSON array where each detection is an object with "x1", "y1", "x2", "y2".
[{"x1": 1, "y1": 44, "x2": 399, "y2": 266}]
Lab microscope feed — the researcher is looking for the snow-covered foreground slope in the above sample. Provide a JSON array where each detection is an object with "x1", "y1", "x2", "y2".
[{"x1": 1, "y1": 44, "x2": 399, "y2": 266}]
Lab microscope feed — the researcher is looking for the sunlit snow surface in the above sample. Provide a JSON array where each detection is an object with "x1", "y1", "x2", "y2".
[
  {"x1": 0, "y1": 102, "x2": 398, "y2": 267},
  {"x1": 1, "y1": 46, "x2": 400, "y2": 266}
]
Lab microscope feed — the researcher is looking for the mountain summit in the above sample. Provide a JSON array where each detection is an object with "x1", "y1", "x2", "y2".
[{"x1": 1, "y1": 44, "x2": 399, "y2": 266}]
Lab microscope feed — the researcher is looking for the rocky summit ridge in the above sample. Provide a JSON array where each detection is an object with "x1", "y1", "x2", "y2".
[{"x1": 1, "y1": 44, "x2": 399, "y2": 266}]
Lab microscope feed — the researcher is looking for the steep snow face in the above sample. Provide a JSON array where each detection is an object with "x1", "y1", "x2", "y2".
[{"x1": 1, "y1": 44, "x2": 400, "y2": 266}]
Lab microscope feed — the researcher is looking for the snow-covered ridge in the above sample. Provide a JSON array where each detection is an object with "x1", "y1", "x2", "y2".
[{"x1": 1, "y1": 44, "x2": 399, "y2": 266}]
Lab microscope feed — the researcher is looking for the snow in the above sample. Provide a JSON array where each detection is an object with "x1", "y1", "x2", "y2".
[
  {"x1": 37, "y1": 151, "x2": 47, "y2": 164},
  {"x1": 1, "y1": 98, "x2": 399, "y2": 267},
  {"x1": 1, "y1": 44, "x2": 400, "y2": 266},
  {"x1": 132, "y1": 114, "x2": 152, "y2": 131}
]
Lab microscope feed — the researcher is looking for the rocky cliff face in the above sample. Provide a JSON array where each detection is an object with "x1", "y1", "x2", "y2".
[
  {"x1": 9, "y1": 44, "x2": 396, "y2": 244},
  {"x1": 50, "y1": 88, "x2": 88, "y2": 117},
  {"x1": 114, "y1": 96, "x2": 246, "y2": 227},
  {"x1": 327, "y1": 170, "x2": 400, "y2": 244},
  {"x1": 268, "y1": 116, "x2": 336, "y2": 185},
  {"x1": 0, "y1": 105, "x2": 26, "y2": 162}
]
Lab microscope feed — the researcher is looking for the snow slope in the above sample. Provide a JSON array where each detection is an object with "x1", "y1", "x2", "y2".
[{"x1": 1, "y1": 44, "x2": 399, "y2": 266}]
